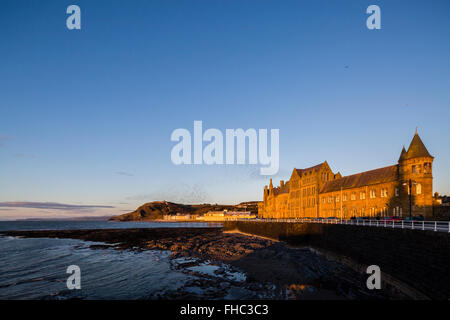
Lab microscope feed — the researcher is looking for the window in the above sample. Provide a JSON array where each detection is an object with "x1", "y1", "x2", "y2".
[
  {"x1": 412, "y1": 165, "x2": 417, "y2": 173},
  {"x1": 380, "y1": 188, "x2": 388, "y2": 198},
  {"x1": 328, "y1": 196, "x2": 333, "y2": 203},
  {"x1": 335, "y1": 196, "x2": 340, "y2": 203},
  {"x1": 343, "y1": 194, "x2": 348, "y2": 201},
  {"x1": 395, "y1": 188, "x2": 399, "y2": 197},
  {"x1": 416, "y1": 183, "x2": 422, "y2": 195},
  {"x1": 360, "y1": 192, "x2": 366, "y2": 200},
  {"x1": 393, "y1": 206, "x2": 400, "y2": 216},
  {"x1": 370, "y1": 190, "x2": 376, "y2": 199},
  {"x1": 351, "y1": 193, "x2": 356, "y2": 201},
  {"x1": 322, "y1": 197, "x2": 326, "y2": 204},
  {"x1": 424, "y1": 162, "x2": 432, "y2": 173}
]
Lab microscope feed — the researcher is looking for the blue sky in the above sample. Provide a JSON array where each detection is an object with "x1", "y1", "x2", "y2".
[{"x1": 1, "y1": 0, "x2": 449, "y2": 219}]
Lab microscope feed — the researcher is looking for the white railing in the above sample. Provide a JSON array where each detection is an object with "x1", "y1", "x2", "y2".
[{"x1": 231, "y1": 218, "x2": 450, "y2": 233}]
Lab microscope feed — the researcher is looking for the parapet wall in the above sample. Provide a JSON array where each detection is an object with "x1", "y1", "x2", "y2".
[{"x1": 223, "y1": 221, "x2": 450, "y2": 300}]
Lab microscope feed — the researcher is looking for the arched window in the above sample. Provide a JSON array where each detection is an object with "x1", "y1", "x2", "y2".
[{"x1": 416, "y1": 183, "x2": 422, "y2": 195}]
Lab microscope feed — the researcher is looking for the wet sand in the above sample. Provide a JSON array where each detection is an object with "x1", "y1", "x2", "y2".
[{"x1": 2, "y1": 227, "x2": 409, "y2": 299}]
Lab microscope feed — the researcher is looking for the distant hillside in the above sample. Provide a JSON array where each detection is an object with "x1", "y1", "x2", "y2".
[{"x1": 109, "y1": 201, "x2": 258, "y2": 221}]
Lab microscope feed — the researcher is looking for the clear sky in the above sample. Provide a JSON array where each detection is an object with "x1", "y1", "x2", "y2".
[{"x1": 1, "y1": 0, "x2": 449, "y2": 219}]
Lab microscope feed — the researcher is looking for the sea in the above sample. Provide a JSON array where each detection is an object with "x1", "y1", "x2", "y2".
[{"x1": 0, "y1": 220, "x2": 224, "y2": 300}]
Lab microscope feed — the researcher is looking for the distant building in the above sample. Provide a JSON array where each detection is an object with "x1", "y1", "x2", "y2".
[
  {"x1": 163, "y1": 213, "x2": 196, "y2": 220},
  {"x1": 259, "y1": 131, "x2": 434, "y2": 219},
  {"x1": 434, "y1": 193, "x2": 450, "y2": 207},
  {"x1": 200, "y1": 210, "x2": 256, "y2": 221}
]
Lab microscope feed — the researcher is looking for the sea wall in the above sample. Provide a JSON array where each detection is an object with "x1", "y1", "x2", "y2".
[{"x1": 223, "y1": 221, "x2": 450, "y2": 300}]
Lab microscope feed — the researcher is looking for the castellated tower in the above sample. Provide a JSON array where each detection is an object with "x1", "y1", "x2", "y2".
[{"x1": 398, "y1": 131, "x2": 434, "y2": 217}]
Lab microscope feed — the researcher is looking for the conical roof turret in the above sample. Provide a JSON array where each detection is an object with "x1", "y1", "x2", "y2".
[
  {"x1": 398, "y1": 146, "x2": 407, "y2": 162},
  {"x1": 404, "y1": 131, "x2": 433, "y2": 160}
]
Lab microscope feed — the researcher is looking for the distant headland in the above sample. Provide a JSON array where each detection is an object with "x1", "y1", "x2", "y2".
[{"x1": 109, "y1": 201, "x2": 258, "y2": 222}]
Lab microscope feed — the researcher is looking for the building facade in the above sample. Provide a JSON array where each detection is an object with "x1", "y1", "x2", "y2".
[{"x1": 259, "y1": 132, "x2": 434, "y2": 219}]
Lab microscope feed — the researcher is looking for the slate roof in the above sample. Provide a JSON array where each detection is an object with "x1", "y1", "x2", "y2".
[
  {"x1": 295, "y1": 163, "x2": 325, "y2": 176},
  {"x1": 320, "y1": 165, "x2": 398, "y2": 193}
]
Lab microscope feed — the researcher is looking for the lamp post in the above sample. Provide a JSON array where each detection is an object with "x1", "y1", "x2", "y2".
[{"x1": 403, "y1": 179, "x2": 417, "y2": 220}]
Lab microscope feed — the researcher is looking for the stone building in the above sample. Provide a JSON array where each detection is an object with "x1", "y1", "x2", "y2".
[{"x1": 259, "y1": 131, "x2": 434, "y2": 219}]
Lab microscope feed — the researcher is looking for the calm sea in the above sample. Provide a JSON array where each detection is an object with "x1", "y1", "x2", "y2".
[{"x1": 0, "y1": 221, "x2": 221, "y2": 300}]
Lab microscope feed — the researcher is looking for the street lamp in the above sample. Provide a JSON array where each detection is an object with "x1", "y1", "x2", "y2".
[{"x1": 403, "y1": 179, "x2": 417, "y2": 220}]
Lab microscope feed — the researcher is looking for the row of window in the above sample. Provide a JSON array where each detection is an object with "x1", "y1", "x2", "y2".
[
  {"x1": 290, "y1": 178, "x2": 317, "y2": 189},
  {"x1": 320, "y1": 206, "x2": 403, "y2": 217},
  {"x1": 290, "y1": 186, "x2": 316, "y2": 199},
  {"x1": 320, "y1": 172, "x2": 330, "y2": 181},
  {"x1": 412, "y1": 163, "x2": 432, "y2": 174},
  {"x1": 320, "y1": 185, "x2": 422, "y2": 204},
  {"x1": 303, "y1": 198, "x2": 316, "y2": 208}
]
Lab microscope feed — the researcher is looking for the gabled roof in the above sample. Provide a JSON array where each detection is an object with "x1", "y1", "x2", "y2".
[
  {"x1": 320, "y1": 165, "x2": 398, "y2": 193},
  {"x1": 294, "y1": 162, "x2": 325, "y2": 176},
  {"x1": 404, "y1": 133, "x2": 433, "y2": 160}
]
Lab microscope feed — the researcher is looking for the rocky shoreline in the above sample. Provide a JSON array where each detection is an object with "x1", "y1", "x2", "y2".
[{"x1": 1, "y1": 227, "x2": 409, "y2": 299}]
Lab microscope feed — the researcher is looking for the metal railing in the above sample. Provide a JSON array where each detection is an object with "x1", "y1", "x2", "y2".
[{"x1": 230, "y1": 218, "x2": 450, "y2": 233}]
